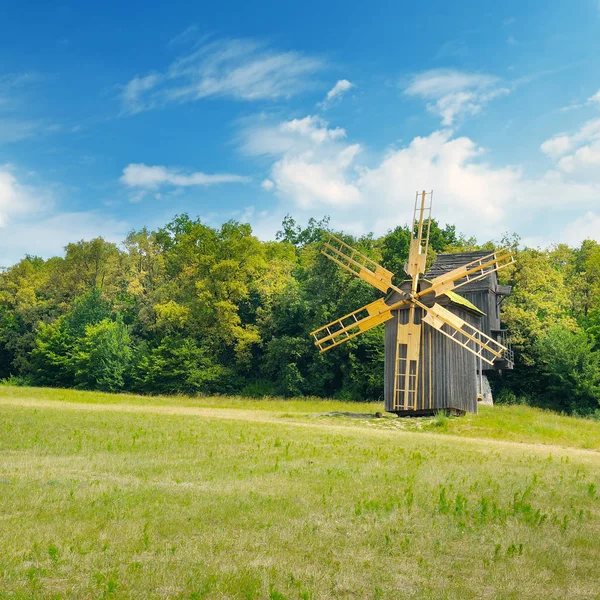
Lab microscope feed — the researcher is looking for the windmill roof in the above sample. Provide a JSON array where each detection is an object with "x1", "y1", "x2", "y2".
[
  {"x1": 424, "y1": 250, "x2": 491, "y2": 278},
  {"x1": 425, "y1": 250, "x2": 497, "y2": 292}
]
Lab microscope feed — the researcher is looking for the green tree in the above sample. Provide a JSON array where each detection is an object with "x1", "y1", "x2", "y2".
[
  {"x1": 534, "y1": 326, "x2": 600, "y2": 414},
  {"x1": 276, "y1": 215, "x2": 330, "y2": 247},
  {"x1": 134, "y1": 336, "x2": 225, "y2": 395},
  {"x1": 30, "y1": 289, "x2": 112, "y2": 386},
  {"x1": 74, "y1": 318, "x2": 132, "y2": 391},
  {"x1": 30, "y1": 320, "x2": 75, "y2": 386},
  {"x1": 502, "y1": 248, "x2": 575, "y2": 365}
]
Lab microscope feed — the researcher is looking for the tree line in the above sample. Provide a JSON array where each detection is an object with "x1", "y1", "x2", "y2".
[{"x1": 1, "y1": 213, "x2": 599, "y2": 415}]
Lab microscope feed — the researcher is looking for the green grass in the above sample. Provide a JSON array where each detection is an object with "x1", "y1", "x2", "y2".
[
  {"x1": 1, "y1": 386, "x2": 600, "y2": 599},
  {"x1": 0, "y1": 385, "x2": 382, "y2": 414},
  {"x1": 422, "y1": 404, "x2": 600, "y2": 451}
]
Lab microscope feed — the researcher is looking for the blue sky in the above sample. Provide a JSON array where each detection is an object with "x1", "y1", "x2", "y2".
[{"x1": 1, "y1": 0, "x2": 600, "y2": 266}]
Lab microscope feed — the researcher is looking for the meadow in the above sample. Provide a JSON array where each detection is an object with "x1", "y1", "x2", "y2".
[{"x1": 1, "y1": 386, "x2": 599, "y2": 599}]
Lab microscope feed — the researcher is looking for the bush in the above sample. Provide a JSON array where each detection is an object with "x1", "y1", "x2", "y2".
[
  {"x1": 239, "y1": 380, "x2": 278, "y2": 398},
  {"x1": 0, "y1": 374, "x2": 33, "y2": 387},
  {"x1": 494, "y1": 388, "x2": 532, "y2": 406}
]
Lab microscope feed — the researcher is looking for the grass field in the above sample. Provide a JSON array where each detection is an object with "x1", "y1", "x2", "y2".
[{"x1": 1, "y1": 386, "x2": 599, "y2": 599}]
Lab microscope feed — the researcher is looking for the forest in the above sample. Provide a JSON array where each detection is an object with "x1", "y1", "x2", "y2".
[{"x1": 1, "y1": 213, "x2": 599, "y2": 416}]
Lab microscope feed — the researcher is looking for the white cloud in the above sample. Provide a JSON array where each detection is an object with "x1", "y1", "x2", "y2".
[
  {"x1": 270, "y1": 145, "x2": 362, "y2": 209},
  {"x1": 0, "y1": 166, "x2": 127, "y2": 267},
  {"x1": 320, "y1": 79, "x2": 354, "y2": 108},
  {"x1": 245, "y1": 112, "x2": 600, "y2": 246},
  {"x1": 120, "y1": 163, "x2": 250, "y2": 191},
  {"x1": 0, "y1": 211, "x2": 128, "y2": 268},
  {"x1": 121, "y1": 74, "x2": 161, "y2": 113},
  {"x1": 588, "y1": 89, "x2": 600, "y2": 105},
  {"x1": 404, "y1": 69, "x2": 510, "y2": 126},
  {"x1": 167, "y1": 25, "x2": 200, "y2": 48},
  {"x1": 241, "y1": 115, "x2": 347, "y2": 157},
  {"x1": 559, "y1": 88, "x2": 600, "y2": 112},
  {"x1": 540, "y1": 134, "x2": 575, "y2": 158},
  {"x1": 326, "y1": 79, "x2": 353, "y2": 101},
  {"x1": 0, "y1": 166, "x2": 50, "y2": 228},
  {"x1": 242, "y1": 115, "x2": 361, "y2": 209},
  {"x1": 121, "y1": 38, "x2": 323, "y2": 114},
  {"x1": 355, "y1": 131, "x2": 515, "y2": 233},
  {"x1": 541, "y1": 118, "x2": 600, "y2": 157},
  {"x1": 558, "y1": 140, "x2": 600, "y2": 175},
  {"x1": 246, "y1": 115, "x2": 518, "y2": 236},
  {"x1": 541, "y1": 118, "x2": 600, "y2": 180},
  {"x1": 282, "y1": 116, "x2": 346, "y2": 143},
  {"x1": 406, "y1": 70, "x2": 497, "y2": 98},
  {"x1": 0, "y1": 72, "x2": 40, "y2": 105},
  {"x1": 261, "y1": 179, "x2": 274, "y2": 191},
  {"x1": 562, "y1": 212, "x2": 600, "y2": 246}
]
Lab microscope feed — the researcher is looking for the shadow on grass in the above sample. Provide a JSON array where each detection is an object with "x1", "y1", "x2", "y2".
[{"x1": 313, "y1": 411, "x2": 388, "y2": 419}]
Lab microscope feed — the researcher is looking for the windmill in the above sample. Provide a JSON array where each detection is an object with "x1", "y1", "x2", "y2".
[{"x1": 310, "y1": 191, "x2": 515, "y2": 415}]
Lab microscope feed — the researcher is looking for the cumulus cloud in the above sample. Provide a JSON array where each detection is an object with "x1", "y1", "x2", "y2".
[
  {"x1": 562, "y1": 212, "x2": 600, "y2": 246},
  {"x1": 541, "y1": 118, "x2": 600, "y2": 182},
  {"x1": 0, "y1": 211, "x2": 128, "y2": 268},
  {"x1": 246, "y1": 112, "x2": 600, "y2": 245},
  {"x1": 0, "y1": 166, "x2": 127, "y2": 267},
  {"x1": 269, "y1": 144, "x2": 362, "y2": 209},
  {"x1": 242, "y1": 115, "x2": 361, "y2": 209},
  {"x1": 121, "y1": 38, "x2": 323, "y2": 114},
  {"x1": 242, "y1": 115, "x2": 347, "y2": 157},
  {"x1": 541, "y1": 118, "x2": 600, "y2": 157},
  {"x1": 558, "y1": 140, "x2": 600, "y2": 176},
  {"x1": 404, "y1": 69, "x2": 510, "y2": 126},
  {"x1": 246, "y1": 115, "x2": 518, "y2": 235},
  {"x1": 0, "y1": 166, "x2": 49, "y2": 227},
  {"x1": 355, "y1": 131, "x2": 515, "y2": 233},
  {"x1": 120, "y1": 163, "x2": 250, "y2": 190}
]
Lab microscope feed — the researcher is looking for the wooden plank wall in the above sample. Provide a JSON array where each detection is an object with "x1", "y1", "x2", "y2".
[
  {"x1": 458, "y1": 290, "x2": 500, "y2": 336},
  {"x1": 384, "y1": 306, "x2": 479, "y2": 414}
]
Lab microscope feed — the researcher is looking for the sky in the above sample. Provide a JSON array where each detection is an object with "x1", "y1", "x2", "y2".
[{"x1": 1, "y1": 0, "x2": 600, "y2": 266}]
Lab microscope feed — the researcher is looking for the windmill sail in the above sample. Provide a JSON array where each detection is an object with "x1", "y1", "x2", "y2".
[
  {"x1": 310, "y1": 298, "x2": 398, "y2": 352},
  {"x1": 321, "y1": 234, "x2": 395, "y2": 293},
  {"x1": 404, "y1": 190, "x2": 433, "y2": 286},
  {"x1": 420, "y1": 301, "x2": 505, "y2": 365},
  {"x1": 423, "y1": 249, "x2": 514, "y2": 297}
]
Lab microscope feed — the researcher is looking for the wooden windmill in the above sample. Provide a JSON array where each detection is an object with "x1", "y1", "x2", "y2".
[{"x1": 310, "y1": 191, "x2": 515, "y2": 415}]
